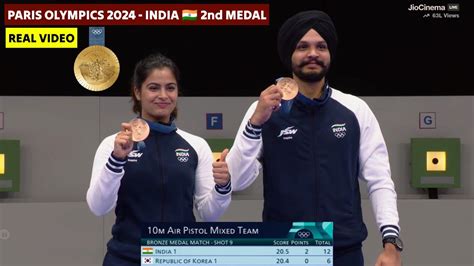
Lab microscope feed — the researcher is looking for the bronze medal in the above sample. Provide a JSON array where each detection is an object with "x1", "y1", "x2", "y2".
[
  {"x1": 129, "y1": 118, "x2": 150, "y2": 142},
  {"x1": 276, "y1": 77, "x2": 298, "y2": 100}
]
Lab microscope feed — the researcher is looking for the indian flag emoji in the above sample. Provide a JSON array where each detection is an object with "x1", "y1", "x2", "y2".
[
  {"x1": 182, "y1": 9, "x2": 198, "y2": 21},
  {"x1": 142, "y1": 247, "x2": 153, "y2": 255}
]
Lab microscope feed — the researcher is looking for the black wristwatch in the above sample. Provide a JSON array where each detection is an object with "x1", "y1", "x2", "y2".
[{"x1": 383, "y1": 236, "x2": 403, "y2": 252}]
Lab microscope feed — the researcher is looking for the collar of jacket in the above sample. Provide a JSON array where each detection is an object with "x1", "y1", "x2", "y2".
[
  {"x1": 295, "y1": 81, "x2": 332, "y2": 107},
  {"x1": 141, "y1": 117, "x2": 177, "y2": 134}
]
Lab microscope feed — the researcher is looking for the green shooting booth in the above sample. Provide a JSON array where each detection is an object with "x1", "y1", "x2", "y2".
[
  {"x1": 0, "y1": 139, "x2": 20, "y2": 192},
  {"x1": 411, "y1": 138, "x2": 460, "y2": 199}
]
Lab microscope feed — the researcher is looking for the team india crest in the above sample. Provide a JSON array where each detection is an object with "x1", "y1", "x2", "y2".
[
  {"x1": 331, "y1": 123, "x2": 347, "y2": 139},
  {"x1": 175, "y1": 148, "x2": 190, "y2": 162}
]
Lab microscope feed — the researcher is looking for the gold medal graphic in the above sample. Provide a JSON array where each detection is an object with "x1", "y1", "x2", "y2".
[
  {"x1": 129, "y1": 118, "x2": 150, "y2": 142},
  {"x1": 74, "y1": 45, "x2": 120, "y2": 91},
  {"x1": 276, "y1": 77, "x2": 298, "y2": 100}
]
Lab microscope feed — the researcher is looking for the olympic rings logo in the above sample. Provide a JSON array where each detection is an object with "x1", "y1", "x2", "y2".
[
  {"x1": 177, "y1": 157, "x2": 189, "y2": 162},
  {"x1": 297, "y1": 231, "x2": 311, "y2": 238},
  {"x1": 91, "y1": 29, "x2": 103, "y2": 35},
  {"x1": 334, "y1": 132, "x2": 346, "y2": 138}
]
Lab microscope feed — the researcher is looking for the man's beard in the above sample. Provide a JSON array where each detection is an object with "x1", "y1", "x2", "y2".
[{"x1": 292, "y1": 59, "x2": 329, "y2": 82}]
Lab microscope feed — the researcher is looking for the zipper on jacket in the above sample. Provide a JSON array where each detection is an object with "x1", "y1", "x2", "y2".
[
  {"x1": 310, "y1": 107, "x2": 319, "y2": 219},
  {"x1": 156, "y1": 135, "x2": 165, "y2": 222}
]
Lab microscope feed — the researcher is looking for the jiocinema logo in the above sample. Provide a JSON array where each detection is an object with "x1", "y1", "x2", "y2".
[{"x1": 408, "y1": 4, "x2": 446, "y2": 11}]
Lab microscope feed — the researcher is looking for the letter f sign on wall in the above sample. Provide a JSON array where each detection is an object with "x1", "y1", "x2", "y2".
[{"x1": 206, "y1": 113, "x2": 223, "y2": 130}]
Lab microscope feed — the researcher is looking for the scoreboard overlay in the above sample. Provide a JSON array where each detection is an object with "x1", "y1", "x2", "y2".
[{"x1": 141, "y1": 222, "x2": 333, "y2": 265}]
